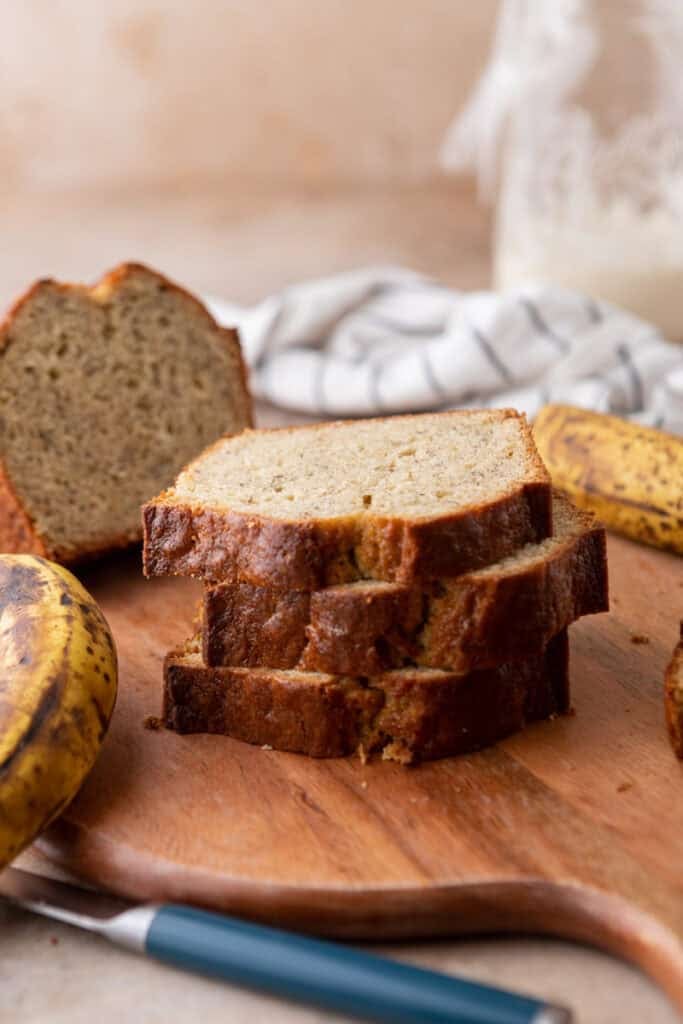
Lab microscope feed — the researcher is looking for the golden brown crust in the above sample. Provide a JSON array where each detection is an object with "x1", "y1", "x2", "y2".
[
  {"x1": 0, "y1": 262, "x2": 252, "y2": 563},
  {"x1": 202, "y1": 502, "x2": 607, "y2": 673},
  {"x1": 204, "y1": 585, "x2": 314, "y2": 668},
  {"x1": 143, "y1": 409, "x2": 553, "y2": 587},
  {"x1": 163, "y1": 631, "x2": 570, "y2": 762},
  {"x1": 665, "y1": 623, "x2": 683, "y2": 758}
]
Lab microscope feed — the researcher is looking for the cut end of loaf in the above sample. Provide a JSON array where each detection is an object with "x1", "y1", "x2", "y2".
[{"x1": 0, "y1": 262, "x2": 252, "y2": 562}]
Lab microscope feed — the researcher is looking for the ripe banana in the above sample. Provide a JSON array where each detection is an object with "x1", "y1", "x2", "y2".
[
  {"x1": 534, "y1": 404, "x2": 683, "y2": 554},
  {"x1": 0, "y1": 555, "x2": 117, "y2": 868}
]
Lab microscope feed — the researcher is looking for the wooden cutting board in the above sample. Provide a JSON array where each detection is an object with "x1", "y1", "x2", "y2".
[{"x1": 39, "y1": 535, "x2": 683, "y2": 1009}]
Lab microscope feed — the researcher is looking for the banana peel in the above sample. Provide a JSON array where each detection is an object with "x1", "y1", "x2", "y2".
[
  {"x1": 0, "y1": 555, "x2": 117, "y2": 868},
  {"x1": 534, "y1": 404, "x2": 683, "y2": 555}
]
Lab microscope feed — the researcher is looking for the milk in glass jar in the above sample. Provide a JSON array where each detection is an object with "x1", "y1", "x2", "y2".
[{"x1": 443, "y1": 0, "x2": 683, "y2": 341}]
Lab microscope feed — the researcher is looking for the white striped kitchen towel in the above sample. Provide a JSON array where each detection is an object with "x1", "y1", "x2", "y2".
[{"x1": 205, "y1": 266, "x2": 683, "y2": 433}]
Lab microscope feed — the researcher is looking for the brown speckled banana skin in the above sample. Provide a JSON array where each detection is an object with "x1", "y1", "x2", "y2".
[
  {"x1": 0, "y1": 555, "x2": 117, "y2": 867},
  {"x1": 534, "y1": 404, "x2": 683, "y2": 554}
]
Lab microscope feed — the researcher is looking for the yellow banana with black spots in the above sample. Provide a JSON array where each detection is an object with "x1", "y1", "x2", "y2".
[
  {"x1": 534, "y1": 404, "x2": 683, "y2": 554},
  {"x1": 0, "y1": 555, "x2": 117, "y2": 867}
]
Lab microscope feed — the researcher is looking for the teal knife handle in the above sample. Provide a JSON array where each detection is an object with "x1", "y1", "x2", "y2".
[{"x1": 146, "y1": 904, "x2": 568, "y2": 1024}]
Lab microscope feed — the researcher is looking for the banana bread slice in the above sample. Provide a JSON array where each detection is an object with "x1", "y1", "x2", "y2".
[
  {"x1": 144, "y1": 409, "x2": 552, "y2": 587},
  {"x1": 665, "y1": 623, "x2": 683, "y2": 758},
  {"x1": 202, "y1": 494, "x2": 606, "y2": 673},
  {"x1": 0, "y1": 263, "x2": 251, "y2": 563},
  {"x1": 163, "y1": 630, "x2": 570, "y2": 763}
]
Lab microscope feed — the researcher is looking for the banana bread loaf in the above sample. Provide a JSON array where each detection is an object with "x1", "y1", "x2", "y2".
[{"x1": 0, "y1": 263, "x2": 251, "y2": 563}]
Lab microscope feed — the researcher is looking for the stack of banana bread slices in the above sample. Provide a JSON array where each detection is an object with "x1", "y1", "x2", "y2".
[{"x1": 143, "y1": 409, "x2": 608, "y2": 763}]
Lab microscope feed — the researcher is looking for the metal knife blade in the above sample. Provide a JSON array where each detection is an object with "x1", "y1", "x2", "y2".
[
  {"x1": 0, "y1": 867, "x2": 156, "y2": 949},
  {"x1": 0, "y1": 867, "x2": 572, "y2": 1024}
]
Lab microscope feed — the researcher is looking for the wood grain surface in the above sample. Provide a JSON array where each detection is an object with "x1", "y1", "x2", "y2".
[{"x1": 38, "y1": 532, "x2": 683, "y2": 1008}]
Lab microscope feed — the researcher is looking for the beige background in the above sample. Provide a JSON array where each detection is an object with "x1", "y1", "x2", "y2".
[{"x1": 0, "y1": 1, "x2": 496, "y2": 194}]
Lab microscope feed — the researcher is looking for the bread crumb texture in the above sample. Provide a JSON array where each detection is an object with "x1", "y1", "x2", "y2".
[
  {"x1": 170, "y1": 409, "x2": 543, "y2": 520},
  {"x1": 0, "y1": 263, "x2": 250, "y2": 560}
]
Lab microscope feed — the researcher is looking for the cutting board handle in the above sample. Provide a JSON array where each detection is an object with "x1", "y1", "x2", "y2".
[
  {"x1": 310, "y1": 880, "x2": 683, "y2": 1014},
  {"x1": 39, "y1": 820, "x2": 683, "y2": 1017}
]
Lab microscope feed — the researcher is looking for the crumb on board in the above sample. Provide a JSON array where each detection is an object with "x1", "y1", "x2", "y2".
[
  {"x1": 617, "y1": 781, "x2": 633, "y2": 793},
  {"x1": 630, "y1": 633, "x2": 650, "y2": 645},
  {"x1": 144, "y1": 715, "x2": 163, "y2": 731},
  {"x1": 360, "y1": 780, "x2": 368, "y2": 790},
  {"x1": 261, "y1": 744, "x2": 273, "y2": 751}
]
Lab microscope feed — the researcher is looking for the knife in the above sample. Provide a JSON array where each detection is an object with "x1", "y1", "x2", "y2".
[{"x1": 0, "y1": 867, "x2": 570, "y2": 1024}]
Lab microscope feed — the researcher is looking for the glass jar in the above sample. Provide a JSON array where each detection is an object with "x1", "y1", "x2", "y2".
[{"x1": 445, "y1": 0, "x2": 683, "y2": 340}]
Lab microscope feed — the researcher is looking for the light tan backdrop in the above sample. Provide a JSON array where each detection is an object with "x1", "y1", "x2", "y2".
[{"x1": 0, "y1": 1, "x2": 497, "y2": 194}]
